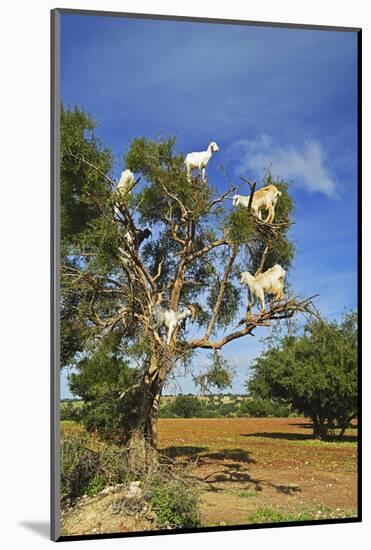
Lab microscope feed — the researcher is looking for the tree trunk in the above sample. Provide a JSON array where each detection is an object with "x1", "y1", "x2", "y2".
[
  {"x1": 312, "y1": 414, "x2": 328, "y2": 439},
  {"x1": 126, "y1": 352, "x2": 165, "y2": 472}
]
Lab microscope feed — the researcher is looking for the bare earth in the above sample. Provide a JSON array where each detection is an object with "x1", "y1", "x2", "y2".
[{"x1": 158, "y1": 417, "x2": 358, "y2": 527}]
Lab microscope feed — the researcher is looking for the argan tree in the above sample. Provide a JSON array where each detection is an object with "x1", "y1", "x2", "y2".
[
  {"x1": 61, "y1": 105, "x2": 315, "y2": 451},
  {"x1": 247, "y1": 312, "x2": 358, "y2": 439}
]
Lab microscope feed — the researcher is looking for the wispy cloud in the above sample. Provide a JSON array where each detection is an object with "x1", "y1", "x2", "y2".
[{"x1": 228, "y1": 135, "x2": 337, "y2": 197}]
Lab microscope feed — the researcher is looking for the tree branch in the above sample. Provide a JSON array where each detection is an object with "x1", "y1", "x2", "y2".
[
  {"x1": 187, "y1": 238, "x2": 232, "y2": 263},
  {"x1": 67, "y1": 147, "x2": 115, "y2": 187},
  {"x1": 204, "y1": 244, "x2": 238, "y2": 340},
  {"x1": 209, "y1": 186, "x2": 237, "y2": 211},
  {"x1": 189, "y1": 295, "x2": 319, "y2": 350}
]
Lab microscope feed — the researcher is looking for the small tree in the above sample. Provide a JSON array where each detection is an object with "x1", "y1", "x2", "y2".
[
  {"x1": 68, "y1": 333, "x2": 139, "y2": 443},
  {"x1": 61, "y1": 105, "x2": 315, "y2": 452},
  {"x1": 247, "y1": 312, "x2": 358, "y2": 439}
]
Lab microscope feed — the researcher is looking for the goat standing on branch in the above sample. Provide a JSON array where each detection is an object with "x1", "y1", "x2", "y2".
[
  {"x1": 240, "y1": 264, "x2": 286, "y2": 312},
  {"x1": 151, "y1": 304, "x2": 195, "y2": 345},
  {"x1": 184, "y1": 141, "x2": 219, "y2": 182},
  {"x1": 113, "y1": 169, "x2": 140, "y2": 220},
  {"x1": 233, "y1": 184, "x2": 282, "y2": 223}
]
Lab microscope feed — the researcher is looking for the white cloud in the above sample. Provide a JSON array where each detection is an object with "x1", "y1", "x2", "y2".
[{"x1": 228, "y1": 134, "x2": 337, "y2": 197}]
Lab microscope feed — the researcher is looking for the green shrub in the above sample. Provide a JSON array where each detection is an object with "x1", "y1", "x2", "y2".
[
  {"x1": 60, "y1": 401, "x2": 81, "y2": 422},
  {"x1": 148, "y1": 479, "x2": 201, "y2": 529},
  {"x1": 240, "y1": 397, "x2": 290, "y2": 417}
]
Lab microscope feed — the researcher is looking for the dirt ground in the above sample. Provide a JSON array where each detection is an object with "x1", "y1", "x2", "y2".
[{"x1": 158, "y1": 417, "x2": 358, "y2": 526}]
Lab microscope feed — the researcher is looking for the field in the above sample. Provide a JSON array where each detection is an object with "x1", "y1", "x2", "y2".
[{"x1": 158, "y1": 417, "x2": 358, "y2": 526}]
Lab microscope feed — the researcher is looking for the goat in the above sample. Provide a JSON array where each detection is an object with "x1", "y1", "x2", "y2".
[
  {"x1": 116, "y1": 169, "x2": 136, "y2": 198},
  {"x1": 232, "y1": 184, "x2": 282, "y2": 223},
  {"x1": 124, "y1": 227, "x2": 152, "y2": 248},
  {"x1": 151, "y1": 304, "x2": 194, "y2": 345},
  {"x1": 113, "y1": 169, "x2": 138, "y2": 222},
  {"x1": 184, "y1": 142, "x2": 219, "y2": 182},
  {"x1": 240, "y1": 264, "x2": 286, "y2": 312}
]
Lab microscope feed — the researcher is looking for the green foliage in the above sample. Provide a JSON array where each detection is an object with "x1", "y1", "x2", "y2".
[
  {"x1": 194, "y1": 353, "x2": 235, "y2": 393},
  {"x1": 248, "y1": 504, "x2": 354, "y2": 524},
  {"x1": 60, "y1": 401, "x2": 81, "y2": 422},
  {"x1": 158, "y1": 395, "x2": 290, "y2": 418},
  {"x1": 225, "y1": 205, "x2": 256, "y2": 244},
  {"x1": 239, "y1": 397, "x2": 290, "y2": 418},
  {"x1": 68, "y1": 335, "x2": 140, "y2": 443},
  {"x1": 148, "y1": 480, "x2": 201, "y2": 529},
  {"x1": 249, "y1": 507, "x2": 313, "y2": 524},
  {"x1": 247, "y1": 312, "x2": 358, "y2": 438},
  {"x1": 61, "y1": 105, "x2": 113, "y2": 254},
  {"x1": 170, "y1": 395, "x2": 203, "y2": 418},
  {"x1": 125, "y1": 136, "x2": 211, "y2": 224}
]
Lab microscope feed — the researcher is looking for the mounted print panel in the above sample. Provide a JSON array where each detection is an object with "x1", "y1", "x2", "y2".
[{"x1": 51, "y1": 8, "x2": 361, "y2": 542}]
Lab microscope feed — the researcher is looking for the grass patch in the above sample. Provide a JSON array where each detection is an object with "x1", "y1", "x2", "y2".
[{"x1": 249, "y1": 504, "x2": 356, "y2": 524}]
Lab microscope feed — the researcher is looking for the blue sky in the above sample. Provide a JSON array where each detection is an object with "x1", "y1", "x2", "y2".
[{"x1": 60, "y1": 13, "x2": 358, "y2": 398}]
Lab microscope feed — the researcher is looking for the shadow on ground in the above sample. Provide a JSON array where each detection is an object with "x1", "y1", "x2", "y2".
[
  {"x1": 160, "y1": 445, "x2": 300, "y2": 496},
  {"x1": 160, "y1": 446, "x2": 256, "y2": 463},
  {"x1": 203, "y1": 462, "x2": 301, "y2": 496},
  {"x1": 160, "y1": 445, "x2": 208, "y2": 458},
  {"x1": 241, "y1": 432, "x2": 357, "y2": 443}
]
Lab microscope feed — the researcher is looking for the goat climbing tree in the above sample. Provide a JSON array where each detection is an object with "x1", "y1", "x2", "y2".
[{"x1": 61, "y1": 106, "x2": 316, "y2": 451}]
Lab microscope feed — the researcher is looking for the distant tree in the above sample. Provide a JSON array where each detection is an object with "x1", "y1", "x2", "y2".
[
  {"x1": 171, "y1": 395, "x2": 202, "y2": 418},
  {"x1": 61, "y1": 105, "x2": 315, "y2": 454},
  {"x1": 247, "y1": 312, "x2": 358, "y2": 439}
]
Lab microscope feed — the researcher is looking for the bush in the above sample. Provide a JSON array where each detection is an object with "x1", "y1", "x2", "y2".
[
  {"x1": 240, "y1": 398, "x2": 290, "y2": 417},
  {"x1": 148, "y1": 479, "x2": 201, "y2": 529},
  {"x1": 60, "y1": 401, "x2": 81, "y2": 422},
  {"x1": 60, "y1": 431, "x2": 128, "y2": 500}
]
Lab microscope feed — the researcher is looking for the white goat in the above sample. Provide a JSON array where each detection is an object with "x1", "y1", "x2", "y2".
[
  {"x1": 240, "y1": 264, "x2": 286, "y2": 311},
  {"x1": 113, "y1": 169, "x2": 138, "y2": 221},
  {"x1": 151, "y1": 304, "x2": 194, "y2": 345},
  {"x1": 184, "y1": 142, "x2": 219, "y2": 182},
  {"x1": 116, "y1": 169, "x2": 136, "y2": 198},
  {"x1": 232, "y1": 184, "x2": 282, "y2": 223}
]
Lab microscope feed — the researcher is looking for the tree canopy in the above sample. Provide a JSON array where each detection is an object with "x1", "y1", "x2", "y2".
[
  {"x1": 60, "y1": 105, "x2": 316, "y2": 447},
  {"x1": 247, "y1": 312, "x2": 358, "y2": 439}
]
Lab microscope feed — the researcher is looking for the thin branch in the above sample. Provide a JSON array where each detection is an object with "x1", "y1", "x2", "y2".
[
  {"x1": 67, "y1": 147, "x2": 115, "y2": 187},
  {"x1": 209, "y1": 186, "x2": 237, "y2": 210},
  {"x1": 255, "y1": 244, "x2": 270, "y2": 276},
  {"x1": 160, "y1": 180, "x2": 189, "y2": 221},
  {"x1": 204, "y1": 244, "x2": 238, "y2": 340},
  {"x1": 153, "y1": 259, "x2": 164, "y2": 282},
  {"x1": 187, "y1": 238, "x2": 231, "y2": 263}
]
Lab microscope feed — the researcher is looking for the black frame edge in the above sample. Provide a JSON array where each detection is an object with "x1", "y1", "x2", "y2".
[{"x1": 356, "y1": 27, "x2": 362, "y2": 524}]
